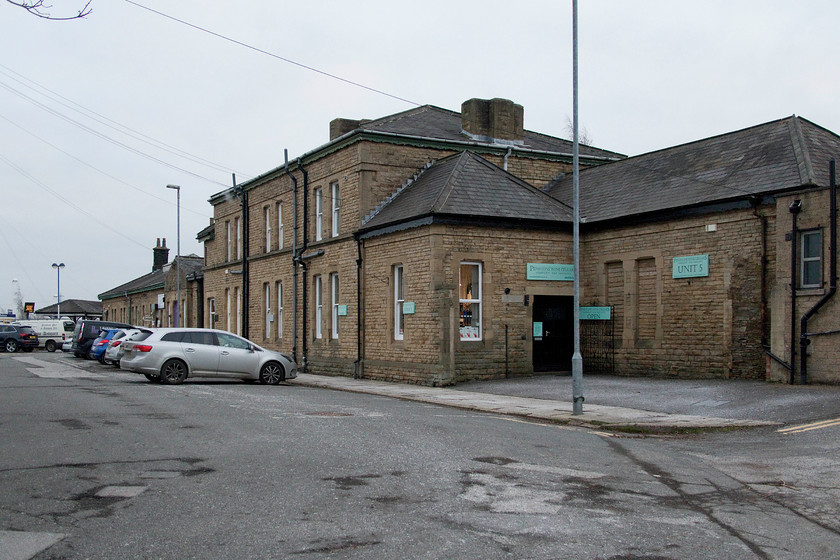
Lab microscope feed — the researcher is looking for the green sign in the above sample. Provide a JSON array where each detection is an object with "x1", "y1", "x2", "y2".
[
  {"x1": 580, "y1": 306, "x2": 611, "y2": 320},
  {"x1": 527, "y1": 263, "x2": 574, "y2": 281},
  {"x1": 533, "y1": 321, "x2": 543, "y2": 337},
  {"x1": 402, "y1": 302, "x2": 415, "y2": 315},
  {"x1": 673, "y1": 254, "x2": 709, "y2": 278},
  {"x1": 337, "y1": 305, "x2": 348, "y2": 316}
]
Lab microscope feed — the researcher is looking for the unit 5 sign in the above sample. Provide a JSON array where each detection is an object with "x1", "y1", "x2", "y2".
[{"x1": 672, "y1": 254, "x2": 709, "y2": 279}]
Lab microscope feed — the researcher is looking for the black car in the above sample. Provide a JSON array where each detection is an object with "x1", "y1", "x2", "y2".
[
  {"x1": 71, "y1": 320, "x2": 132, "y2": 358},
  {"x1": 0, "y1": 324, "x2": 39, "y2": 353}
]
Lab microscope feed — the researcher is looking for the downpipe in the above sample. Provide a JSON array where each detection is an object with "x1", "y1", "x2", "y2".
[
  {"x1": 789, "y1": 199, "x2": 801, "y2": 384},
  {"x1": 285, "y1": 152, "x2": 298, "y2": 365},
  {"x1": 799, "y1": 160, "x2": 837, "y2": 384}
]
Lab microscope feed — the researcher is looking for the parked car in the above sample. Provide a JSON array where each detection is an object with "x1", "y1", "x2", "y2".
[
  {"x1": 12, "y1": 319, "x2": 75, "y2": 352},
  {"x1": 71, "y1": 320, "x2": 132, "y2": 358},
  {"x1": 89, "y1": 328, "x2": 122, "y2": 364},
  {"x1": 120, "y1": 328, "x2": 297, "y2": 385},
  {"x1": 0, "y1": 324, "x2": 39, "y2": 353},
  {"x1": 103, "y1": 328, "x2": 144, "y2": 367}
]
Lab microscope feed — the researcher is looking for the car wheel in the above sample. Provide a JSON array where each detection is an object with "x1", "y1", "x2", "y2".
[
  {"x1": 97, "y1": 354, "x2": 107, "y2": 365},
  {"x1": 45, "y1": 340, "x2": 56, "y2": 352},
  {"x1": 160, "y1": 359, "x2": 187, "y2": 385},
  {"x1": 5, "y1": 339, "x2": 18, "y2": 353},
  {"x1": 143, "y1": 373, "x2": 161, "y2": 383},
  {"x1": 259, "y1": 362, "x2": 285, "y2": 385}
]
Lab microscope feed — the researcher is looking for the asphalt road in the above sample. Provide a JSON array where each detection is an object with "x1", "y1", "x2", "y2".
[{"x1": 2, "y1": 352, "x2": 839, "y2": 559}]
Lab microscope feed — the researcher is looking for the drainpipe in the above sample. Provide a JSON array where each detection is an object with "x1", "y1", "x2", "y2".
[
  {"x1": 299, "y1": 158, "x2": 309, "y2": 372},
  {"x1": 751, "y1": 197, "x2": 768, "y2": 346},
  {"x1": 800, "y1": 160, "x2": 837, "y2": 384},
  {"x1": 503, "y1": 146, "x2": 513, "y2": 171},
  {"x1": 788, "y1": 199, "x2": 802, "y2": 384},
  {"x1": 353, "y1": 233, "x2": 363, "y2": 378},
  {"x1": 285, "y1": 151, "x2": 298, "y2": 365},
  {"x1": 231, "y1": 174, "x2": 249, "y2": 339}
]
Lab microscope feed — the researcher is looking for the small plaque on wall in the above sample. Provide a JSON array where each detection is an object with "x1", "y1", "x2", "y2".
[
  {"x1": 672, "y1": 254, "x2": 709, "y2": 278},
  {"x1": 402, "y1": 302, "x2": 415, "y2": 314}
]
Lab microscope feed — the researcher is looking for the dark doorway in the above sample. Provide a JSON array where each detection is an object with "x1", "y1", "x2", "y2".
[{"x1": 532, "y1": 295, "x2": 574, "y2": 372}]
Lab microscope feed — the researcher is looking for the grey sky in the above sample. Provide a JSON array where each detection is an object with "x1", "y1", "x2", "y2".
[{"x1": 1, "y1": 0, "x2": 838, "y2": 314}]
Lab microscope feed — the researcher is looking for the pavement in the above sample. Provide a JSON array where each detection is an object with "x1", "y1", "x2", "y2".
[{"x1": 289, "y1": 373, "x2": 840, "y2": 433}]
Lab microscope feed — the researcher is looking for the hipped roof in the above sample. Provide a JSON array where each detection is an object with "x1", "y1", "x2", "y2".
[{"x1": 361, "y1": 151, "x2": 573, "y2": 232}]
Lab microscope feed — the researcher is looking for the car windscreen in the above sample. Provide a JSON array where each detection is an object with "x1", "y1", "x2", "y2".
[
  {"x1": 132, "y1": 331, "x2": 154, "y2": 342},
  {"x1": 19, "y1": 327, "x2": 36, "y2": 335}
]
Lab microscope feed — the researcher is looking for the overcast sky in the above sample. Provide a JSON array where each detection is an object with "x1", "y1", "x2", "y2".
[{"x1": 2, "y1": 0, "x2": 839, "y2": 315}]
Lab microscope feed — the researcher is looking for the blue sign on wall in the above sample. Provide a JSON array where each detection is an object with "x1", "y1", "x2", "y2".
[
  {"x1": 527, "y1": 263, "x2": 574, "y2": 281},
  {"x1": 672, "y1": 254, "x2": 709, "y2": 278}
]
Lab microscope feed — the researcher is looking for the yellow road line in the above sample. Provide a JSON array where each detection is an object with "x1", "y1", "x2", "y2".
[{"x1": 778, "y1": 418, "x2": 840, "y2": 434}]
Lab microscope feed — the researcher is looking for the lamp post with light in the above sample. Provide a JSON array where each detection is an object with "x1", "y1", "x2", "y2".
[
  {"x1": 166, "y1": 184, "x2": 181, "y2": 327},
  {"x1": 51, "y1": 262, "x2": 65, "y2": 319}
]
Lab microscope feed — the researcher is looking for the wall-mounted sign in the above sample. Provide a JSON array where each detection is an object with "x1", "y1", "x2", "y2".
[
  {"x1": 533, "y1": 321, "x2": 544, "y2": 338},
  {"x1": 580, "y1": 306, "x2": 611, "y2": 320},
  {"x1": 672, "y1": 254, "x2": 709, "y2": 278},
  {"x1": 402, "y1": 302, "x2": 415, "y2": 314},
  {"x1": 527, "y1": 263, "x2": 574, "y2": 281},
  {"x1": 337, "y1": 305, "x2": 348, "y2": 316}
]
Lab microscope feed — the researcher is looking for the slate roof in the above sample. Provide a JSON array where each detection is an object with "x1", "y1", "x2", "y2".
[
  {"x1": 547, "y1": 116, "x2": 840, "y2": 224},
  {"x1": 361, "y1": 151, "x2": 573, "y2": 232},
  {"x1": 355, "y1": 105, "x2": 624, "y2": 160},
  {"x1": 35, "y1": 299, "x2": 102, "y2": 316},
  {"x1": 98, "y1": 255, "x2": 204, "y2": 300}
]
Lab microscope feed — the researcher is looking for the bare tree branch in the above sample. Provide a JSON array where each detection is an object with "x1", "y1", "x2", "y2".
[{"x1": 5, "y1": 0, "x2": 92, "y2": 20}]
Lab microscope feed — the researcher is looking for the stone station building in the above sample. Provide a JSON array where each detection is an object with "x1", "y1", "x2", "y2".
[{"x1": 100, "y1": 98, "x2": 840, "y2": 386}]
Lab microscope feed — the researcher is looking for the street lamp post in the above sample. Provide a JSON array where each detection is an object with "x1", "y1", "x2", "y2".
[
  {"x1": 51, "y1": 262, "x2": 65, "y2": 318},
  {"x1": 166, "y1": 184, "x2": 181, "y2": 327}
]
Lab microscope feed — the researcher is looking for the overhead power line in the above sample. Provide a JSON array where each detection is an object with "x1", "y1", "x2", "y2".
[
  {"x1": 0, "y1": 63, "x2": 244, "y2": 178},
  {"x1": 123, "y1": 0, "x2": 422, "y2": 108}
]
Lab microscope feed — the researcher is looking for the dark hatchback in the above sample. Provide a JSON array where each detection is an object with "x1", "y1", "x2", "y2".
[
  {"x1": 71, "y1": 320, "x2": 132, "y2": 358},
  {"x1": 0, "y1": 324, "x2": 39, "y2": 353}
]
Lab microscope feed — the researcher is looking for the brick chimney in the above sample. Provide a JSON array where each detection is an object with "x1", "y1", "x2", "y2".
[
  {"x1": 152, "y1": 238, "x2": 169, "y2": 272},
  {"x1": 461, "y1": 98, "x2": 524, "y2": 144}
]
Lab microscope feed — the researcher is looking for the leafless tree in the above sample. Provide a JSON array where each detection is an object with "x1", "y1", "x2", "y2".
[
  {"x1": 5, "y1": 0, "x2": 92, "y2": 20},
  {"x1": 564, "y1": 116, "x2": 593, "y2": 147}
]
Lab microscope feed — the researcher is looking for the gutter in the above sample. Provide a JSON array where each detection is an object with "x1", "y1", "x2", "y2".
[{"x1": 209, "y1": 129, "x2": 623, "y2": 205}]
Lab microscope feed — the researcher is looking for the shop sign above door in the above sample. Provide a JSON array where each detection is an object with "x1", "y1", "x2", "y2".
[
  {"x1": 526, "y1": 263, "x2": 574, "y2": 281},
  {"x1": 672, "y1": 254, "x2": 709, "y2": 278}
]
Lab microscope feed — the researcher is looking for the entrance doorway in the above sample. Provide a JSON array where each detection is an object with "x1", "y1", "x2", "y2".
[{"x1": 532, "y1": 295, "x2": 574, "y2": 372}]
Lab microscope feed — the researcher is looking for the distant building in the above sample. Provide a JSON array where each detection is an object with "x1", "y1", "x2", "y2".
[
  {"x1": 99, "y1": 238, "x2": 204, "y2": 328},
  {"x1": 34, "y1": 299, "x2": 102, "y2": 322}
]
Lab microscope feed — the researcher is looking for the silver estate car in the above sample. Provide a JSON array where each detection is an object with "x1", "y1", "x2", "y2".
[{"x1": 120, "y1": 328, "x2": 297, "y2": 385}]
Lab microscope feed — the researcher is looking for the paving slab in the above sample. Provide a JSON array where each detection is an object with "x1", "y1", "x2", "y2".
[{"x1": 289, "y1": 374, "x2": 777, "y2": 432}]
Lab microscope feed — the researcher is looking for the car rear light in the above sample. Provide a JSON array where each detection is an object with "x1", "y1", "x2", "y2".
[
  {"x1": 97, "y1": 340, "x2": 108, "y2": 346},
  {"x1": 112, "y1": 341, "x2": 122, "y2": 347},
  {"x1": 133, "y1": 345, "x2": 153, "y2": 352}
]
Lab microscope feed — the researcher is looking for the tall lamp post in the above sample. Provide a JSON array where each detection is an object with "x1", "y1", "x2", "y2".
[
  {"x1": 166, "y1": 184, "x2": 181, "y2": 327},
  {"x1": 51, "y1": 262, "x2": 65, "y2": 318}
]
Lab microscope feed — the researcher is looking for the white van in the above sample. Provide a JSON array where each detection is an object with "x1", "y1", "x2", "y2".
[{"x1": 12, "y1": 319, "x2": 76, "y2": 352}]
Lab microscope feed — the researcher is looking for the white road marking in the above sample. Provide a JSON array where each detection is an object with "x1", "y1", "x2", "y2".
[{"x1": 13, "y1": 356, "x2": 104, "y2": 379}]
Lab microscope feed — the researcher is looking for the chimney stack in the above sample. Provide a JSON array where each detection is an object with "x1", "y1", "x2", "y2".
[
  {"x1": 329, "y1": 118, "x2": 372, "y2": 141},
  {"x1": 461, "y1": 98, "x2": 524, "y2": 143},
  {"x1": 152, "y1": 237, "x2": 170, "y2": 272}
]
